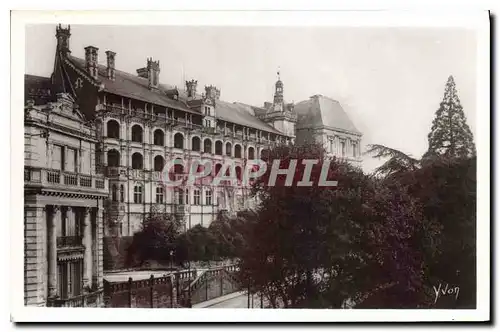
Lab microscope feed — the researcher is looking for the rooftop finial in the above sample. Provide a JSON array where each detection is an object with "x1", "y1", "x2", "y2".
[{"x1": 277, "y1": 66, "x2": 281, "y2": 81}]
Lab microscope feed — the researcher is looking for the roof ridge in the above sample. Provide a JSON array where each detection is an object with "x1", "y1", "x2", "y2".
[{"x1": 64, "y1": 55, "x2": 287, "y2": 136}]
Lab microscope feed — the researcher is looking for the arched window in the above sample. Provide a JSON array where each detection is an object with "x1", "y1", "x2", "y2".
[
  {"x1": 131, "y1": 152, "x2": 143, "y2": 170},
  {"x1": 174, "y1": 133, "x2": 184, "y2": 149},
  {"x1": 192, "y1": 136, "x2": 201, "y2": 151},
  {"x1": 248, "y1": 146, "x2": 255, "y2": 160},
  {"x1": 107, "y1": 120, "x2": 120, "y2": 139},
  {"x1": 107, "y1": 149, "x2": 120, "y2": 167},
  {"x1": 153, "y1": 129, "x2": 164, "y2": 146},
  {"x1": 203, "y1": 139, "x2": 212, "y2": 154},
  {"x1": 261, "y1": 148, "x2": 270, "y2": 160},
  {"x1": 170, "y1": 160, "x2": 184, "y2": 181},
  {"x1": 235, "y1": 166, "x2": 242, "y2": 181},
  {"x1": 131, "y1": 125, "x2": 143, "y2": 143},
  {"x1": 120, "y1": 184, "x2": 124, "y2": 202},
  {"x1": 112, "y1": 184, "x2": 118, "y2": 201},
  {"x1": 134, "y1": 185, "x2": 143, "y2": 203},
  {"x1": 215, "y1": 141, "x2": 223, "y2": 155},
  {"x1": 214, "y1": 163, "x2": 222, "y2": 177},
  {"x1": 234, "y1": 144, "x2": 242, "y2": 158},
  {"x1": 225, "y1": 142, "x2": 232, "y2": 157},
  {"x1": 154, "y1": 155, "x2": 164, "y2": 172}
]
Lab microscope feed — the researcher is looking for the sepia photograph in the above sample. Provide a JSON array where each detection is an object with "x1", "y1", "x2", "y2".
[{"x1": 10, "y1": 10, "x2": 490, "y2": 322}]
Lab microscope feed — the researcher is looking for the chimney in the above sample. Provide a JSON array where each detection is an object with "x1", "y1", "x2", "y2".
[
  {"x1": 137, "y1": 58, "x2": 160, "y2": 89},
  {"x1": 147, "y1": 58, "x2": 160, "y2": 89},
  {"x1": 186, "y1": 80, "x2": 198, "y2": 100},
  {"x1": 105, "y1": 51, "x2": 116, "y2": 80},
  {"x1": 84, "y1": 46, "x2": 99, "y2": 80},
  {"x1": 55, "y1": 24, "x2": 71, "y2": 56},
  {"x1": 205, "y1": 85, "x2": 220, "y2": 100}
]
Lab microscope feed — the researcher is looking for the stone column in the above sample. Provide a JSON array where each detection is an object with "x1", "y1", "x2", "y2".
[
  {"x1": 83, "y1": 207, "x2": 93, "y2": 291},
  {"x1": 93, "y1": 206, "x2": 104, "y2": 288},
  {"x1": 47, "y1": 205, "x2": 60, "y2": 299}
]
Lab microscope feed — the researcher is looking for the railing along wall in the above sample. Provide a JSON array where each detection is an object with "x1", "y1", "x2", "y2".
[
  {"x1": 103, "y1": 270, "x2": 197, "y2": 308},
  {"x1": 185, "y1": 265, "x2": 241, "y2": 306}
]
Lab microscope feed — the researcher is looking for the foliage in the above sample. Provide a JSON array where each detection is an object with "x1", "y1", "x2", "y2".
[
  {"x1": 426, "y1": 75, "x2": 476, "y2": 158},
  {"x1": 126, "y1": 212, "x2": 182, "y2": 267},
  {"x1": 365, "y1": 144, "x2": 420, "y2": 179},
  {"x1": 238, "y1": 143, "x2": 437, "y2": 308}
]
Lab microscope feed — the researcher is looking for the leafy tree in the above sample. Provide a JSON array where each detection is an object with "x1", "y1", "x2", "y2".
[
  {"x1": 426, "y1": 75, "x2": 475, "y2": 158},
  {"x1": 126, "y1": 212, "x2": 181, "y2": 267},
  {"x1": 238, "y1": 143, "x2": 437, "y2": 308},
  {"x1": 365, "y1": 144, "x2": 420, "y2": 179}
]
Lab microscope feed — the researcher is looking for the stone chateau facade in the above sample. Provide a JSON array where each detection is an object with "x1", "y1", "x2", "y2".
[{"x1": 24, "y1": 25, "x2": 362, "y2": 306}]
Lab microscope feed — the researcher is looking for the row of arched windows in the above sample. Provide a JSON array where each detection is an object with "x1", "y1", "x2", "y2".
[
  {"x1": 106, "y1": 120, "x2": 255, "y2": 158},
  {"x1": 108, "y1": 148, "x2": 252, "y2": 178},
  {"x1": 106, "y1": 146, "x2": 256, "y2": 170}
]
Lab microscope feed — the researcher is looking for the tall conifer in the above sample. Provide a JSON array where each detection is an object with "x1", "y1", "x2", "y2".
[{"x1": 427, "y1": 75, "x2": 475, "y2": 158}]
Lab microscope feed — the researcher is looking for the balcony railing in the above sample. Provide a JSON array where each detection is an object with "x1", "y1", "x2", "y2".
[
  {"x1": 57, "y1": 236, "x2": 83, "y2": 248},
  {"x1": 24, "y1": 167, "x2": 108, "y2": 193},
  {"x1": 49, "y1": 289, "x2": 104, "y2": 307}
]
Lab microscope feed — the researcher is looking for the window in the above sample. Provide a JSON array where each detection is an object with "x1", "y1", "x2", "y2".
[
  {"x1": 120, "y1": 185, "x2": 124, "y2": 202},
  {"x1": 107, "y1": 149, "x2": 120, "y2": 167},
  {"x1": 225, "y1": 142, "x2": 232, "y2": 157},
  {"x1": 107, "y1": 120, "x2": 120, "y2": 139},
  {"x1": 66, "y1": 147, "x2": 78, "y2": 173},
  {"x1": 205, "y1": 190, "x2": 212, "y2": 205},
  {"x1": 156, "y1": 186, "x2": 164, "y2": 204},
  {"x1": 185, "y1": 189, "x2": 189, "y2": 205},
  {"x1": 57, "y1": 260, "x2": 83, "y2": 299},
  {"x1": 248, "y1": 147, "x2": 255, "y2": 159},
  {"x1": 234, "y1": 145, "x2": 242, "y2": 158},
  {"x1": 176, "y1": 189, "x2": 184, "y2": 205},
  {"x1": 174, "y1": 133, "x2": 184, "y2": 149},
  {"x1": 341, "y1": 141, "x2": 346, "y2": 157},
  {"x1": 131, "y1": 125, "x2": 143, "y2": 143},
  {"x1": 191, "y1": 137, "x2": 201, "y2": 151},
  {"x1": 329, "y1": 139, "x2": 334, "y2": 153},
  {"x1": 215, "y1": 141, "x2": 223, "y2": 155},
  {"x1": 132, "y1": 153, "x2": 143, "y2": 170},
  {"x1": 134, "y1": 185, "x2": 143, "y2": 203},
  {"x1": 112, "y1": 184, "x2": 118, "y2": 202},
  {"x1": 153, "y1": 129, "x2": 164, "y2": 146},
  {"x1": 203, "y1": 139, "x2": 212, "y2": 153},
  {"x1": 52, "y1": 145, "x2": 64, "y2": 170},
  {"x1": 154, "y1": 155, "x2": 164, "y2": 172},
  {"x1": 352, "y1": 142, "x2": 357, "y2": 157},
  {"x1": 194, "y1": 190, "x2": 201, "y2": 205}
]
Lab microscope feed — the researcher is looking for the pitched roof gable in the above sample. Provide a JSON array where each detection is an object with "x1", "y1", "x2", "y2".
[{"x1": 295, "y1": 94, "x2": 361, "y2": 135}]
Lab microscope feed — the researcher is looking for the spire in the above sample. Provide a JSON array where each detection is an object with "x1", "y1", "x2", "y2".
[{"x1": 273, "y1": 67, "x2": 283, "y2": 105}]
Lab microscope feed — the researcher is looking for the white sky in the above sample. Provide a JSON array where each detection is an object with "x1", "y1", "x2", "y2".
[{"x1": 25, "y1": 25, "x2": 477, "y2": 173}]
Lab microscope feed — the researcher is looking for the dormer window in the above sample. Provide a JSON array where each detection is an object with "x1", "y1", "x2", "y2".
[{"x1": 204, "y1": 106, "x2": 210, "y2": 116}]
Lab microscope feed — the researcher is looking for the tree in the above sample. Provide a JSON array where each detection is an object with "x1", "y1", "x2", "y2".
[
  {"x1": 365, "y1": 144, "x2": 420, "y2": 179},
  {"x1": 126, "y1": 212, "x2": 182, "y2": 267},
  {"x1": 239, "y1": 143, "x2": 437, "y2": 308},
  {"x1": 426, "y1": 75, "x2": 475, "y2": 158}
]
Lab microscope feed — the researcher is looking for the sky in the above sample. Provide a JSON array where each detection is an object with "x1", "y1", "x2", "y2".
[{"x1": 25, "y1": 25, "x2": 477, "y2": 173}]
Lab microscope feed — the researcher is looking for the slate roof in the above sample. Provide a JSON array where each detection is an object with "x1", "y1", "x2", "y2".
[
  {"x1": 294, "y1": 94, "x2": 361, "y2": 135},
  {"x1": 67, "y1": 55, "x2": 285, "y2": 135},
  {"x1": 25, "y1": 74, "x2": 53, "y2": 104}
]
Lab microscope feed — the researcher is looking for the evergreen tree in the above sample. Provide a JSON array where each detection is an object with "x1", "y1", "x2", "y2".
[{"x1": 427, "y1": 75, "x2": 475, "y2": 158}]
